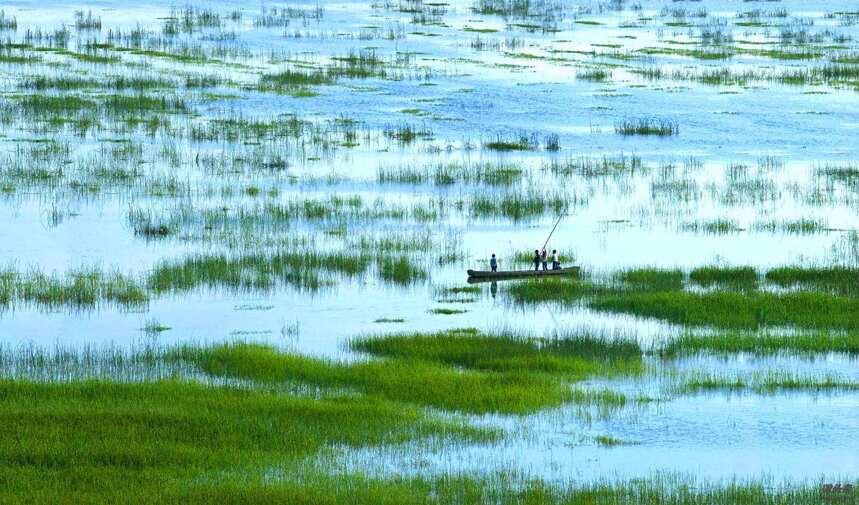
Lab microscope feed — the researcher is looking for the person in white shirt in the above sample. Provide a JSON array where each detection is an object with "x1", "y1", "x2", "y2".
[{"x1": 551, "y1": 249, "x2": 560, "y2": 270}]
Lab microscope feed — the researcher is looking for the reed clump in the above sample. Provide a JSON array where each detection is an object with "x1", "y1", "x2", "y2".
[{"x1": 615, "y1": 118, "x2": 678, "y2": 136}]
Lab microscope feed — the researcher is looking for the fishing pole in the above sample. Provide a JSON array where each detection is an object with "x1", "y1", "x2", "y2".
[{"x1": 541, "y1": 213, "x2": 565, "y2": 251}]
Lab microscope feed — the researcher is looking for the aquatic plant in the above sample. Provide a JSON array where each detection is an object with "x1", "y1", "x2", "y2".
[
  {"x1": 689, "y1": 266, "x2": 757, "y2": 288},
  {"x1": 614, "y1": 268, "x2": 683, "y2": 291},
  {"x1": 0, "y1": 378, "x2": 485, "y2": 503},
  {"x1": 765, "y1": 266, "x2": 859, "y2": 295},
  {"x1": 147, "y1": 252, "x2": 371, "y2": 293},
  {"x1": 176, "y1": 342, "x2": 568, "y2": 414},
  {"x1": 661, "y1": 332, "x2": 859, "y2": 356},
  {"x1": 676, "y1": 370, "x2": 859, "y2": 394},
  {"x1": 615, "y1": 118, "x2": 678, "y2": 136},
  {"x1": 0, "y1": 266, "x2": 147, "y2": 311},
  {"x1": 590, "y1": 290, "x2": 859, "y2": 330},
  {"x1": 351, "y1": 327, "x2": 642, "y2": 375}
]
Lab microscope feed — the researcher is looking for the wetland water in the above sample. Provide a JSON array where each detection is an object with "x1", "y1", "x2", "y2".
[{"x1": 1, "y1": 0, "x2": 859, "y2": 498}]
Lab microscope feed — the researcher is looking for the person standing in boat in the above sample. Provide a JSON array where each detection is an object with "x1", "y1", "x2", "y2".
[
  {"x1": 540, "y1": 249, "x2": 548, "y2": 271},
  {"x1": 533, "y1": 250, "x2": 541, "y2": 272},
  {"x1": 552, "y1": 249, "x2": 560, "y2": 270},
  {"x1": 490, "y1": 253, "x2": 497, "y2": 272}
]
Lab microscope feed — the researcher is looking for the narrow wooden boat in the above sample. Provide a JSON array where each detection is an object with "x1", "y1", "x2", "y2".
[{"x1": 466, "y1": 266, "x2": 579, "y2": 282}]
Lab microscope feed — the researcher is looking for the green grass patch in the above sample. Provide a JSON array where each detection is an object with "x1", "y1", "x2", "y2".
[
  {"x1": 662, "y1": 332, "x2": 859, "y2": 356},
  {"x1": 0, "y1": 379, "x2": 484, "y2": 503},
  {"x1": 377, "y1": 257, "x2": 428, "y2": 285},
  {"x1": 765, "y1": 266, "x2": 859, "y2": 295},
  {"x1": 507, "y1": 278, "x2": 596, "y2": 305},
  {"x1": 351, "y1": 328, "x2": 642, "y2": 376},
  {"x1": 469, "y1": 192, "x2": 568, "y2": 221},
  {"x1": 259, "y1": 68, "x2": 333, "y2": 89},
  {"x1": 590, "y1": 290, "x2": 859, "y2": 330},
  {"x1": 148, "y1": 252, "x2": 371, "y2": 293},
  {"x1": 614, "y1": 268, "x2": 683, "y2": 291},
  {"x1": 681, "y1": 219, "x2": 741, "y2": 234},
  {"x1": 0, "y1": 341, "x2": 853, "y2": 502},
  {"x1": 615, "y1": 118, "x2": 678, "y2": 136},
  {"x1": 0, "y1": 266, "x2": 147, "y2": 310},
  {"x1": 177, "y1": 342, "x2": 568, "y2": 414},
  {"x1": 509, "y1": 267, "x2": 859, "y2": 330},
  {"x1": 689, "y1": 266, "x2": 757, "y2": 288},
  {"x1": 484, "y1": 137, "x2": 535, "y2": 151},
  {"x1": 677, "y1": 371, "x2": 859, "y2": 394},
  {"x1": 595, "y1": 435, "x2": 636, "y2": 446},
  {"x1": 577, "y1": 68, "x2": 611, "y2": 81}
]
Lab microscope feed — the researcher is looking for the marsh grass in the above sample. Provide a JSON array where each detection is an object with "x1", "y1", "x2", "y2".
[
  {"x1": 0, "y1": 370, "x2": 845, "y2": 505},
  {"x1": 689, "y1": 266, "x2": 757, "y2": 288},
  {"x1": 615, "y1": 118, "x2": 678, "y2": 136},
  {"x1": 176, "y1": 341, "x2": 566, "y2": 414},
  {"x1": 0, "y1": 378, "x2": 487, "y2": 504},
  {"x1": 147, "y1": 252, "x2": 371, "y2": 293},
  {"x1": 677, "y1": 370, "x2": 859, "y2": 394},
  {"x1": 544, "y1": 153, "x2": 642, "y2": 176},
  {"x1": 383, "y1": 123, "x2": 432, "y2": 143},
  {"x1": 3, "y1": 4, "x2": 859, "y2": 502},
  {"x1": 509, "y1": 266, "x2": 859, "y2": 330},
  {"x1": 351, "y1": 328, "x2": 642, "y2": 377},
  {"x1": 470, "y1": 191, "x2": 570, "y2": 221},
  {"x1": 595, "y1": 435, "x2": 635, "y2": 447},
  {"x1": 0, "y1": 337, "x2": 852, "y2": 503},
  {"x1": 0, "y1": 266, "x2": 147, "y2": 310},
  {"x1": 128, "y1": 210, "x2": 178, "y2": 239},
  {"x1": 753, "y1": 219, "x2": 828, "y2": 235},
  {"x1": 9, "y1": 93, "x2": 186, "y2": 120},
  {"x1": 590, "y1": 290, "x2": 859, "y2": 330},
  {"x1": 614, "y1": 268, "x2": 683, "y2": 291},
  {"x1": 436, "y1": 286, "x2": 481, "y2": 295},
  {"x1": 22, "y1": 75, "x2": 168, "y2": 91},
  {"x1": 429, "y1": 307, "x2": 468, "y2": 315},
  {"x1": 258, "y1": 68, "x2": 333, "y2": 95},
  {"x1": 377, "y1": 257, "x2": 428, "y2": 285},
  {"x1": 484, "y1": 133, "x2": 536, "y2": 151},
  {"x1": 0, "y1": 10, "x2": 17, "y2": 30},
  {"x1": 507, "y1": 278, "x2": 597, "y2": 305},
  {"x1": 141, "y1": 318, "x2": 171, "y2": 335},
  {"x1": 578, "y1": 68, "x2": 611, "y2": 81},
  {"x1": 378, "y1": 162, "x2": 524, "y2": 186},
  {"x1": 661, "y1": 332, "x2": 859, "y2": 356},
  {"x1": 765, "y1": 266, "x2": 859, "y2": 295},
  {"x1": 680, "y1": 219, "x2": 741, "y2": 234},
  {"x1": 817, "y1": 162, "x2": 859, "y2": 190}
]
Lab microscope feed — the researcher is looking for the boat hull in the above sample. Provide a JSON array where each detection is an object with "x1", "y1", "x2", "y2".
[{"x1": 466, "y1": 266, "x2": 579, "y2": 282}]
